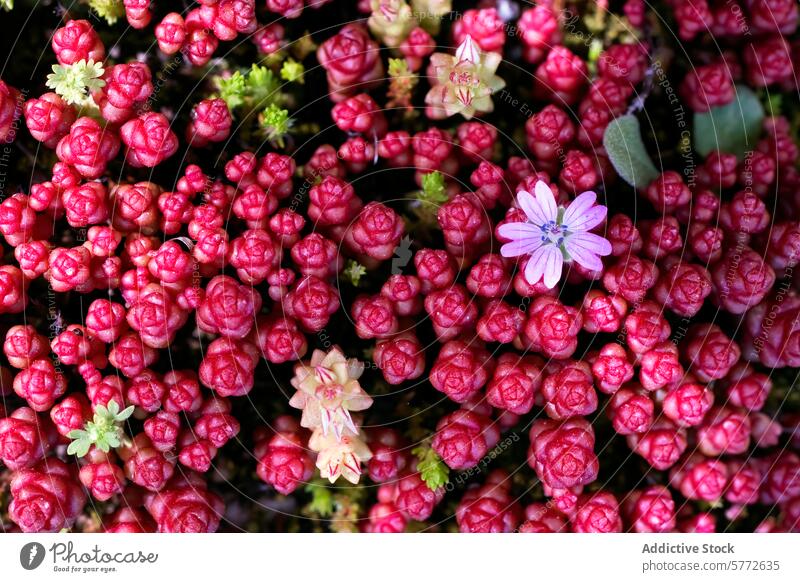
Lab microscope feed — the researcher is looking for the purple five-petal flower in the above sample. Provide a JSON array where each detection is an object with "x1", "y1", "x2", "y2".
[{"x1": 498, "y1": 181, "x2": 612, "y2": 289}]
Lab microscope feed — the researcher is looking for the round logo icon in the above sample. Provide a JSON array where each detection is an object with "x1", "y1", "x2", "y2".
[{"x1": 20, "y1": 542, "x2": 46, "y2": 570}]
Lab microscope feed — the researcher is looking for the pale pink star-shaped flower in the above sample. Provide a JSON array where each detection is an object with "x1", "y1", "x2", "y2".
[
  {"x1": 498, "y1": 180, "x2": 611, "y2": 289},
  {"x1": 289, "y1": 348, "x2": 372, "y2": 441},
  {"x1": 424, "y1": 34, "x2": 505, "y2": 120},
  {"x1": 309, "y1": 427, "x2": 372, "y2": 484}
]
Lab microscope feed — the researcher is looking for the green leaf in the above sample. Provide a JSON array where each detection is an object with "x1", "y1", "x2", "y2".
[
  {"x1": 45, "y1": 59, "x2": 105, "y2": 107},
  {"x1": 388, "y1": 58, "x2": 411, "y2": 78},
  {"x1": 116, "y1": 405, "x2": 135, "y2": 421},
  {"x1": 66, "y1": 439, "x2": 80, "y2": 455},
  {"x1": 248, "y1": 64, "x2": 280, "y2": 108},
  {"x1": 1, "y1": 0, "x2": 13, "y2": 10},
  {"x1": 261, "y1": 103, "x2": 289, "y2": 130},
  {"x1": 419, "y1": 171, "x2": 448, "y2": 205},
  {"x1": 304, "y1": 482, "x2": 334, "y2": 517},
  {"x1": 260, "y1": 103, "x2": 292, "y2": 147},
  {"x1": 217, "y1": 71, "x2": 247, "y2": 111},
  {"x1": 693, "y1": 85, "x2": 765, "y2": 160},
  {"x1": 67, "y1": 402, "x2": 131, "y2": 458},
  {"x1": 586, "y1": 38, "x2": 603, "y2": 75},
  {"x1": 67, "y1": 437, "x2": 91, "y2": 458},
  {"x1": 412, "y1": 445, "x2": 449, "y2": 491},
  {"x1": 342, "y1": 260, "x2": 367, "y2": 286},
  {"x1": 602, "y1": 114, "x2": 661, "y2": 189},
  {"x1": 280, "y1": 59, "x2": 305, "y2": 84},
  {"x1": 94, "y1": 400, "x2": 113, "y2": 422},
  {"x1": 88, "y1": 0, "x2": 125, "y2": 24},
  {"x1": 762, "y1": 91, "x2": 782, "y2": 116},
  {"x1": 106, "y1": 400, "x2": 119, "y2": 417}
]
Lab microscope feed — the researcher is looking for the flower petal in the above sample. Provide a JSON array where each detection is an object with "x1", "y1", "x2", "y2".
[
  {"x1": 542, "y1": 245, "x2": 564, "y2": 289},
  {"x1": 524, "y1": 245, "x2": 563, "y2": 288},
  {"x1": 501, "y1": 237, "x2": 543, "y2": 258},
  {"x1": 534, "y1": 181, "x2": 559, "y2": 222},
  {"x1": 498, "y1": 221, "x2": 540, "y2": 239},
  {"x1": 568, "y1": 205, "x2": 608, "y2": 232},
  {"x1": 562, "y1": 191, "x2": 597, "y2": 227},
  {"x1": 565, "y1": 240, "x2": 604, "y2": 272},
  {"x1": 567, "y1": 232, "x2": 612, "y2": 257},
  {"x1": 516, "y1": 190, "x2": 549, "y2": 225},
  {"x1": 523, "y1": 246, "x2": 548, "y2": 285},
  {"x1": 456, "y1": 35, "x2": 480, "y2": 64}
]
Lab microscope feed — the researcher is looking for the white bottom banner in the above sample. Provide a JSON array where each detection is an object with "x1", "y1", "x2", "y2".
[{"x1": 1, "y1": 534, "x2": 797, "y2": 581}]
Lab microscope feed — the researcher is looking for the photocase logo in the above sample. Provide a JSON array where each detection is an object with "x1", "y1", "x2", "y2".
[
  {"x1": 391, "y1": 235, "x2": 413, "y2": 275},
  {"x1": 20, "y1": 542, "x2": 46, "y2": 570}
]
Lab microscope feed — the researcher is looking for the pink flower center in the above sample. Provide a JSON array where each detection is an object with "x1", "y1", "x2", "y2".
[
  {"x1": 449, "y1": 69, "x2": 479, "y2": 87},
  {"x1": 315, "y1": 382, "x2": 343, "y2": 405}
]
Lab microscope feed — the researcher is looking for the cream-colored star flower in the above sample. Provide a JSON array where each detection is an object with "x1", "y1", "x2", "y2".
[
  {"x1": 289, "y1": 347, "x2": 373, "y2": 440},
  {"x1": 309, "y1": 427, "x2": 372, "y2": 484},
  {"x1": 368, "y1": 0, "x2": 416, "y2": 47},
  {"x1": 424, "y1": 35, "x2": 505, "y2": 120}
]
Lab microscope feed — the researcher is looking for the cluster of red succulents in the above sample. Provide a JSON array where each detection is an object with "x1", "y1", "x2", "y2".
[{"x1": 0, "y1": 0, "x2": 798, "y2": 534}]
